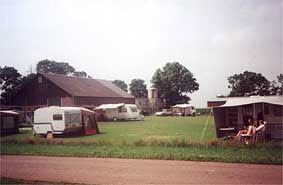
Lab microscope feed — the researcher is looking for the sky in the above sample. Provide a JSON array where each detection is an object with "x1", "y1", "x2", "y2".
[{"x1": 0, "y1": 0, "x2": 282, "y2": 107}]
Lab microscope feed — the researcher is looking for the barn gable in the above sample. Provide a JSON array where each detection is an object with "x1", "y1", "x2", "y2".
[{"x1": 12, "y1": 73, "x2": 135, "y2": 109}]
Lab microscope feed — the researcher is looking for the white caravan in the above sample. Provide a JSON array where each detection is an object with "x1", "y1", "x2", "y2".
[
  {"x1": 94, "y1": 103, "x2": 144, "y2": 121},
  {"x1": 172, "y1": 104, "x2": 196, "y2": 116},
  {"x1": 33, "y1": 106, "x2": 99, "y2": 138}
]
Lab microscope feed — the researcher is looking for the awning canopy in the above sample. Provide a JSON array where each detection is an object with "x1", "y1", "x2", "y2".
[
  {"x1": 0, "y1": 110, "x2": 19, "y2": 115},
  {"x1": 94, "y1": 103, "x2": 125, "y2": 110},
  {"x1": 218, "y1": 96, "x2": 283, "y2": 108},
  {"x1": 172, "y1": 104, "x2": 193, "y2": 108}
]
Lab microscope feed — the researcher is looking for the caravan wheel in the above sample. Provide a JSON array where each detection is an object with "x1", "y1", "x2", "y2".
[{"x1": 113, "y1": 117, "x2": 117, "y2": 121}]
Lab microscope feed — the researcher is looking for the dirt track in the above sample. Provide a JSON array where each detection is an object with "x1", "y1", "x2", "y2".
[{"x1": 1, "y1": 155, "x2": 282, "y2": 185}]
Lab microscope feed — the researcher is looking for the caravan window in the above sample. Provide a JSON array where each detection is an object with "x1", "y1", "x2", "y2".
[
  {"x1": 53, "y1": 114, "x2": 63, "y2": 120},
  {"x1": 65, "y1": 113, "x2": 81, "y2": 124},
  {"x1": 129, "y1": 106, "x2": 138, "y2": 112},
  {"x1": 118, "y1": 106, "x2": 127, "y2": 113}
]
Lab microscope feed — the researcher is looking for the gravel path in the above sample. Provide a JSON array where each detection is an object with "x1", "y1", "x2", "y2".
[{"x1": 1, "y1": 155, "x2": 282, "y2": 185}]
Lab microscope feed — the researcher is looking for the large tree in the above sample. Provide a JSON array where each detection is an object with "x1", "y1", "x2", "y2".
[
  {"x1": 129, "y1": 79, "x2": 148, "y2": 98},
  {"x1": 0, "y1": 66, "x2": 22, "y2": 105},
  {"x1": 227, "y1": 71, "x2": 271, "y2": 97},
  {"x1": 270, "y1": 74, "x2": 283, "y2": 95},
  {"x1": 151, "y1": 62, "x2": 199, "y2": 106},
  {"x1": 112, "y1": 80, "x2": 128, "y2": 92},
  {"x1": 36, "y1": 59, "x2": 75, "y2": 75},
  {"x1": 73, "y1": 71, "x2": 88, "y2": 78}
]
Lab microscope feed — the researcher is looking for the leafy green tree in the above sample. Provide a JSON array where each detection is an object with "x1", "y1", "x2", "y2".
[
  {"x1": 129, "y1": 79, "x2": 148, "y2": 98},
  {"x1": 270, "y1": 74, "x2": 283, "y2": 95},
  {"x1": 36, "y1": 59, "x2": 75, "y2": 75},
  {"x1": 112, "y1": 80, "x2": 128, "y2": 92},
  {"x1": 151, "y1": 62, "x2": 199, "y2": 106},
  {"x1": 73, "y1": 71, "x2": 88, "y2": 78},
  {"x1": 0, "y1": 66, "x2": 22, "y2": 105},
  {"x1": 228, "y1": 71, "x2": 271, "y2": 97}
]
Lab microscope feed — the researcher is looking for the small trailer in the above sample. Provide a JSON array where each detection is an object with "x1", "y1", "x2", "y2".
[
  {"x1": 94, "y1": 103, "x2": 144, "y2": 121},
  {"x1": 33, "y1": 106, "x2": 99, "y2": 138},
  {"x1": 0, "y1": 110, "x2": 19, "y2": 134}
]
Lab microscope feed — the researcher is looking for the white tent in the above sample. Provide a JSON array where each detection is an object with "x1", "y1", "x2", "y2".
[
  {"x1": 219, "y1": 96, "x2": 283, "y2": 107},
  {"x1": 172, "y1": 104, "x2": 192, "y2": 108},
  {"x1": 94, "y1": 103, "x2": 125, "y2": 110}
]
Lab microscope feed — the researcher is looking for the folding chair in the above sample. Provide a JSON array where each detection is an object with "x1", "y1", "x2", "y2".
[{"x1": 254, "y1": 127, "x2": 266, "y2": 143}]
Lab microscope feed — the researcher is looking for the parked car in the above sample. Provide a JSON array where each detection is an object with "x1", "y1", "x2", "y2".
[{"x1": 155, "y1": 109, "x2": 173, "y2": 116}]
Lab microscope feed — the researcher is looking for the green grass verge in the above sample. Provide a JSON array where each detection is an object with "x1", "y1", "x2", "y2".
[
  {"x1": 1, "y1": 116, "x2": 282, "y2": 164},
  {"x1": 1, "y1": 142, "x2": 282, "y2": 164},
  {"x1": 0, "y1": 177, "x2": 88, "y2": 185}
]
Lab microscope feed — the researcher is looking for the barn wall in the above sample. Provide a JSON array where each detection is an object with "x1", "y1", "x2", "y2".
[
  {"x1": 74, "y1": 97, "x2": 135, "y2": 107},
  {"x1": 12, "y1": 74, "x2": 71, "y2": 107},
  {"x1": 61, "y1": 97, "x2": 74, "y2": 106},
  {"x1": 207, "y1": 101, "x2": 226, "y2": 107}
]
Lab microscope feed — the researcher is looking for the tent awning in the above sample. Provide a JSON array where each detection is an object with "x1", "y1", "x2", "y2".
[
  {"x1": 172, "y1": 104, "x2": 193, "y2": 108},
  {"x1": 94, "y1": 103, "x2": 125, "y2": 110},
  {"x1": 217, "y1": 96, "x2": 283, "y2": 108}
]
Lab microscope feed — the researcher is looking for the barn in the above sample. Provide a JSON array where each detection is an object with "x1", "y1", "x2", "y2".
[
  {"x1": 12, "y1": 73, "x2": 135, "y2": 111},
  {"x1": 213, "y1": 96, "x2": 283, "y2": 139}
]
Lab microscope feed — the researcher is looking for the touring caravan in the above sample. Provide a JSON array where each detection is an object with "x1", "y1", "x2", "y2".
[
  {"x1": 172, "y1": 104, "x2": 196, "y2": 116},
  {"x1": 94, "y1": 103, "x2": 144, "y2": 121},
  {"x1": 33, "y1": 106, "x2": 99, "y2": 138}
]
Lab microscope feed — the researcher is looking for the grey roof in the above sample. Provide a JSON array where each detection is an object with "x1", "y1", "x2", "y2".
[{"x1": 40, "y1": 73, "x2": 134, "y2": 98}]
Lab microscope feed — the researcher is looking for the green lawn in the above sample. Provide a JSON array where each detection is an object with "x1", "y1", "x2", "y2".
[
  {"x1": 1, "y1": 116, "x2": 216, "y2": 145},
  {"x1": 1, "y1": 116, "x2": 282, "y2": 164}
]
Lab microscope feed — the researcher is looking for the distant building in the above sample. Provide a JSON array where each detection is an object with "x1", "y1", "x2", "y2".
[
  {"x1": 135, "y1": 97, "x2": 151, "y2": 115},
  {"x1": 148, "y1": 87, "x2": 164, "y2": 112},
  {"x1": 207, "y1": 98, "x2": 228, "y2": 107},
  {"x1": 12, "y1": 73, "x2": 135, "y2": 112}
]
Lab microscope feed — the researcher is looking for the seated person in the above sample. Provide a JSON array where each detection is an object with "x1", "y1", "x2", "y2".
[
  {"x1": 236, "y1": 126, "x2": 248, "y2": 137},
  {"x1": 243, "y1": 120, "x2": 266, "y2": 136},
  {"x1": 255, "y1": 121, "x2": 266, "y2": 132},
  {"x1": 235, "y1": 119, "x2": 253, "y2": 138}
]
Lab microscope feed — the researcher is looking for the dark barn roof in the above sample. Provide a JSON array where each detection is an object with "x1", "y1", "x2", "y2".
[{"x1": 41, "y1": 73, "x2": 134, "y2": 98}]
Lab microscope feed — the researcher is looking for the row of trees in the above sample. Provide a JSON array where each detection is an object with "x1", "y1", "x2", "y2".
[
  {"x1": 112, "y1": 79, "x2": 148, "y2": 98},
  {"x1": 1, "y1": 59, "x2": 282, "y2": 106},
  {"x1": 227, "y1": 71, "x2": 283, "y2": 97}
]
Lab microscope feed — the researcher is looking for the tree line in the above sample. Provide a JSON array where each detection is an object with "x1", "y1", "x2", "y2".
[{"x1": 0, "y1": 59, "x2": 282, "y2": 106}]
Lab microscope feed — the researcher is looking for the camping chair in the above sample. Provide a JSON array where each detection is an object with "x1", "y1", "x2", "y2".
[
  {"x1": 253, "y1": 123, "x2": 266, "y2": 143},
  {"x1": 240, "y1": 123, "x2": 266, "y2": 144}
]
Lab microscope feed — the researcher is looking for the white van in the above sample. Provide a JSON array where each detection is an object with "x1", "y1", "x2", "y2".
[
  {"x1": 94, "y1": 103, "x2": 144, "y2": 121},
  {"x1": 33, "y1": 106, "x2": 99, "y2": 138}
]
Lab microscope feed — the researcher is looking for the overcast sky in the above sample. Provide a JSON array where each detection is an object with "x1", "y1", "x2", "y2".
[{"x1": 0, "y1": 0, "x2": 282, "y2": 107}]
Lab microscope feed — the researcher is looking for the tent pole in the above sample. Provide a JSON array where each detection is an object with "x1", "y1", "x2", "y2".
[
  {"x1": 262, "y1": 103, "x2": 265, "y2": 121},
  {"x1": 253, "y1": 103, "x2": 256, "y2": 121}
]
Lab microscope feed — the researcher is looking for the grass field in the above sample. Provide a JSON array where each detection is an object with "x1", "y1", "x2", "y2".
[
  {"x1": 1, "y1": 116, "x2": 282, "y2": 164},
  {"x1": 1, "y1": 116, "x2": 216, "y2": 145}
]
